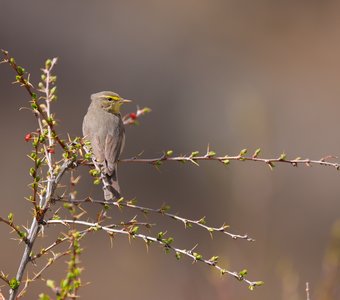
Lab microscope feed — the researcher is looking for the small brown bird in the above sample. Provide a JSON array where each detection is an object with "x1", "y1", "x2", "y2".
[{"x1": 82, "y1": 91, "x2": 131, "y2": 200}]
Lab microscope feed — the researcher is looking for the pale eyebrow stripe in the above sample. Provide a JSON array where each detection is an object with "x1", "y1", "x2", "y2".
[{"x1": 104, "y1": 95, "x2": 120, "y2": 100}]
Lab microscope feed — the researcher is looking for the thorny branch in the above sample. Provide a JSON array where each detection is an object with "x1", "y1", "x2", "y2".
[
  {"x1": 31, "y1": 229, "x2": 89, "y2": 261},
  {"x1": 17, "y1": 251, "x2": 71, "y2": 299},
  {"x1": 9, "y1": 159, "x2": 75, "y2": 300},
  {"x1": 0, "y1": 50, "x2": 79, "y2": 300},
  {"x1": 0, "y1": 215, "x2": 29, "y2": 244},
  {"x1": 46, "y1": 219, "x2": 264, "y2": 290},
  {"x1": 53, "y1": 197, "x2": 254, "y2": 241},
  {"x1": 0, "y1": 271, "x2": 10, "y2": 286},
  {"x1": 119, "y1": 148, "x2": 340, "y2": 171},
  {"x1": 1, "y1": 49, "x2": 68, "y2": 152}
]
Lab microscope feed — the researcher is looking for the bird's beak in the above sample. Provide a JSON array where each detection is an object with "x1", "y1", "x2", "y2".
[{"x1": 122, "y1": 99, "x2": 132, "y2": 103}]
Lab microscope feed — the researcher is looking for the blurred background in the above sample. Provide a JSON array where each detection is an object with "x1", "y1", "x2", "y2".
[{"x1": 1, "y1": 1, "x2": 340, "y2": 299}]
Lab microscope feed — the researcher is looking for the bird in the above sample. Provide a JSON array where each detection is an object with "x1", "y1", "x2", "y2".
[{"x1": 82, "y1": 91, "x2": 131, "y2": 200}]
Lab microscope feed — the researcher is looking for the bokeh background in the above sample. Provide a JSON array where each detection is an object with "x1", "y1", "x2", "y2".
[{"x1": 1, "y1": 1, "x2": 340, "y2": 299}]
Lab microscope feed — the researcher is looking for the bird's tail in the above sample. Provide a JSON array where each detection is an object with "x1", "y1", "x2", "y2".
[{"x1": 103, "y1": 166, "x2": 121, "y2": 200}]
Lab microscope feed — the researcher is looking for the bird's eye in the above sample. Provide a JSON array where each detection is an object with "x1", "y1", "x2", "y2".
[{"x1": 106, "y1": 96, "x2": 120, "y2": 101}]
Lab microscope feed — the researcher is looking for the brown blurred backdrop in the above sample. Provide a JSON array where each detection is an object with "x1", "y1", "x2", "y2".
[{"x1": 1, "y1": 1, "x2": 340, "y2": 299}]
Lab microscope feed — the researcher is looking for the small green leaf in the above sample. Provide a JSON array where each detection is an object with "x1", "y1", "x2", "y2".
[
  {"x1": 209, "y1": 256, "x2": 219, "y2": 264},
  {"x1": 166, "y1": 150, "x2": 173, "y2": 156},
  {"x1": 93, "y1": 178, "x2": 101, "y2": 185},
  {"x1": 38, "y1": 293, "x2": 50, "y2": 300},
  {"x1": 117, "y1": 197, "x2": 124, "y2": 204},
  {"x1": 30, "y1": 152, "x2": 37, "y2": 160},
  {"x1": 198, "y1": 216, "x2": 206, "y2": 225},
  {"x1": 45, "y1": 59, "x2": 52, "y2": 69},
  {"x1": 175, "y1": 251, "x2": 181, "y2": 260},
  {"x1": 89, "y1": 169, "x2": 100, "y2": 177},
  {"x1": 9, "y1": 278, "x2": 20, "y2": 289},
  {"x1": 50, "y1": 86, "x2": 57, "y2": 95},
  {"x1": 163, "y1": 237, "x2": 174, "y2": 245},
  {"x1": 90, "y1": 224, "x2": 101, "y2": 231},
  {"x1": 130, "y1": 226, "x2": 139, "y2": 235},
  {"x1": 61, "y1": 279, "x2": 68, "y2": 289},
  {"x1": 52, "y1": 214, "x2": 60, "y2": 220},
  {"x1": 160, "y1": 204, "x2": 171, "y2": 213},
  {"x1": 157, "y1": 232, "x2": 165, "y2": 240},
  {"x1": 279, "y1": 153, "x2": 286, "y2": 160},
  {"x1": 46, "y1": 279, "x2": 55, "y2": 289},
  {"x1": 29, "y1": 167, "x2": 36, "y2": 177},
  {"x1": 154, "y1": 160, "x2": 162, "y2": 166},
  {"x1": 222, "y1": 159, "x2": 230, "y2": 165},
  {"x1": 253, "y1": 148, "x2": 261, "y2": 158},
  {"x1": 8, "y1": 212, "x2": 13, "y2": 223},
  {"x1": 193, "y1": 252, "x2": 202, "y2": 260},
  {"x1": 18, "y1": 230, "x2": 27, "y2": 239},
  {"x1": 239, "y1": 149, "x2": 248, "y2": 156},
  {"x1": 143, "y1": 107, "x2": 152, "y2": 113},
  {"x1": 36, "y1": 158, "x2": 42, "y2": 168},
  {"x1": 185, "y1": 222, "x2": 193, "y2": 228},
  {"x1": 239, "y1": 269, "x2": 248, "y2": 277},
  {"x1": 191, "y1": 151, "x2": 200, "y2": 157},
  {"x1": 207, "y1": 151, "x2": 216, "y2": 157},
  {"x1": 17, "y1": 66, "x2": 25, "y2": 75},
  {"x1": 63, "y1": 203, "x2": 73, "y2": 210},
  {"x1": 250, "y1": 281, "x2": 264, "y2": 290},
  {"x1": 127, "y1": 198, "x2": 137, "y2": 205}
]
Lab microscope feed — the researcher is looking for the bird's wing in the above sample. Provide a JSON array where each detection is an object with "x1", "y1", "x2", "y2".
[
  {"x1": 82, "y1": 113, "x2": 105, "y2": 163},
  {"x1": 104, "y1": 127, "x2": 124, "y2": 176}
]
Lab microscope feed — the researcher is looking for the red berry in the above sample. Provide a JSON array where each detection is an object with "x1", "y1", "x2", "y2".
[
  {"x1": 129, "y1": 112, "x2": 137, "y2": 120},
  {"x1": 25, "y1": 133, "x2": 31, "y2": 142},
  {"x1": 48, "y1": 148, "x2": 55, "y2": 154}
]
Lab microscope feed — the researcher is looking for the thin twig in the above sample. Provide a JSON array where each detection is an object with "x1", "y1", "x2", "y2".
[
  {"x1": 122, "y1": 107, "x2": 151, "y2": 125},
  {"x1": 17, "y1": 251, "x2": 71, "y2": 299},
  {"x1": 0, "y1": 216, "x2": 29, "y2": 244},
  {"x1": 119, "y1": 153, "x2": 340, "y2": 171},
  {"x1": 0, "y1": 271, "x2": 10, "y2": 286},
  {"x1": 46, "y1": 219, "x2": 263, "y2": 289},
  {"x1": 54, "y1": 197, "x2": 253, "y2": 241},
  {"x1": 1, "y1": 50, "x2": 68, "y2": 152},
  {"x1": 31, "y1": 229, "x2": 89, "y2": 261},
  {"x1": 306, "y1": 282, "x2": 311, "y2": 300}
]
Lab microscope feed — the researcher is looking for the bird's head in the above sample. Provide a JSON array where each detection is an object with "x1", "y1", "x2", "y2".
[{"x1": 91, "y1": 91, "x2": 132, "y2": 114}]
